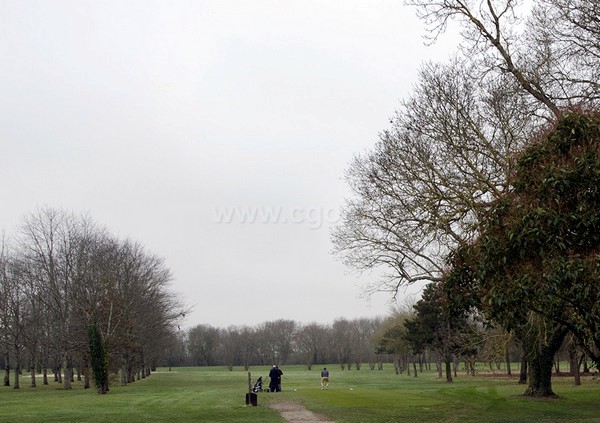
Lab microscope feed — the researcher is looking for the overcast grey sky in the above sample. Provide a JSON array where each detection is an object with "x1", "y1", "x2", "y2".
[{"x1": 1, "y1": 1, "x2": 461, "y2": 329}]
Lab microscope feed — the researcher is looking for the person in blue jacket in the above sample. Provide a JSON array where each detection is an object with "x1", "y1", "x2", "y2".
[{"x1": 320, "y1": 367, "x2": 329, "y2": 390}]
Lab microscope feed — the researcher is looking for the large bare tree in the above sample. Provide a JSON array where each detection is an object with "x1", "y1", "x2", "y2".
[
  {"x1": 334, "y1": 0, "x2": 597, "y2": 297},
  {"x1": 407, "y1": 0, "x2": 598, "y2": 114},
  {"x1": 18, "y1": 208, "x2": 86, "y2": 390},
  {"x1": 333, "y1": 0, "x2": 598, "y2": 397},
  {"x1": 332, "y1": 60, "x2": 534, "y2": 294},
  {"x1": 0, "y1": 239, "x2": 29, "y2": 389}
]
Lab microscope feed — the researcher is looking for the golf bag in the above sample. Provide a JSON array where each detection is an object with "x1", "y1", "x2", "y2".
[{"x1": 252, "y1": 376, "x2": 263, "y2": 393}]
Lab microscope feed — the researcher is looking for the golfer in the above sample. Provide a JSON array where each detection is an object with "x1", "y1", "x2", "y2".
[{"x1": 320, "y1": 367, "x2": 329, "y2": 390}]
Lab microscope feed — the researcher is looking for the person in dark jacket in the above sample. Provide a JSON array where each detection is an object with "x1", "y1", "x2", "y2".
[{"x1": 268, "y1": 365, "x2": 283, "y2": 392}]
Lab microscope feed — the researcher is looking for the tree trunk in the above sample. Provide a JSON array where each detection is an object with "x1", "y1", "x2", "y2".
[
  {"x1": 524, "y1": 349, "x2": 555, "y2": 397},
  {"x1": 121, "y1": 362, "x2": 127, "y2": 386},
  {"x1": 569, "y1": 341, "x2": 581, "y2": 386},
  {"x1": 84, "y1": 365, "x2": 91, "y2": 389},
  {"x1": 518, "y1": 352, "x2": 528, "y2": 384},
  {"x1": 522, "y1": 325, "x2": 567, "y2": 397},
  {"x1": 4, "y1": 353, "x2": 10, "y2": 387},
  {"x1": 63, "y1": 353, "x2": 72, "y2": 390},
  {"x1": 445, "y1": 359, "x2": 453, "y2": 383},
  {"x1": 582, "y1": 355, "x2": 589, "y2": 373},
  {"x1": 30, "y1": 364, "x2": 36, "y2": 388},
  {"x1": 13, "y1": 359, "x2": 20, "y2": 389},
  {"x1": 505, "y1": 348, "x2": 512, "y2": 376}
]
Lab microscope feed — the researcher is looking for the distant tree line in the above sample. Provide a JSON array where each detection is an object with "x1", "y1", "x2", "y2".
[
  {"x1": 162, "y1": 317, "x2": 385, "y2": 371},
  {"x1": 161, "y1": 302, "x2": 595, "y2": 385},
  {"x1": 0, "y1": 207, "x2": 185, "y2": 394}
]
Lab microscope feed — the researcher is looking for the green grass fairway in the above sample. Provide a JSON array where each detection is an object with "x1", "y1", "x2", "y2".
[{"x1": 1, "y1": 366, "x2": 598, "y2": 422}]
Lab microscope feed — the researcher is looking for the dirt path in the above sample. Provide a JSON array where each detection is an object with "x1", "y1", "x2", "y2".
[{"x1": 269, "y1": 401, "x2": 335, "y2": 423}]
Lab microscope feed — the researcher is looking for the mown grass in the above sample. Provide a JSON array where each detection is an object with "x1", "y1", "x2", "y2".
[{"x1": 1, "y1": 365, "x2": 598, "y2": 422}]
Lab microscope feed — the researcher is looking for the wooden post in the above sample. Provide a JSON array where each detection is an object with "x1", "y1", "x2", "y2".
[{"x1": 245, "y1": 371, "x2": 258, "y2": 406}]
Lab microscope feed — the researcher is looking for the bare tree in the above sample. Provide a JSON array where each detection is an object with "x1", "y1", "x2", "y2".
[
  {"x1": 161, "y1": 330, "x2": 188, "y2": 370},
  {"x1": 187, "y1": 324, "x2": 221, "y2": 366},
  {"x1": 295, "y1": 323, "x2": 329, "y2": 369},
  {"x1": 257, "y1": 320, "x2": 297, "y2": 365},
  {"x1": 17, "y1": 208, "x2": 86, "y2": 390},
  {"x1": 331, "y1": 319, "x2": 355, "y2": 370},
  {"x1": 0, "y1": 238, "x2": 12, "y2": 387},
  {"x1": 0, "y1": 238, "x2": 29, "y2": 389},
  {"x1": 352, "y1": 318, "x2": 383, "y2": 370},
  {"x1": 333, "y1": 60, "x2": 533, "y2": 295},
  {"x1": 334, "y1": 0, "x2": 598, "y2": 304},
  {"x1": 115, "y1": 241, "x2": 182, "y2": 382},
  {"x1": 407, "y1": 0, "x2": 598, "y2": 116},
  {"x1": 218, "y1": 326, "x2": 242, "y2": 370},
  {"x1": 527, "y1": 0, "x2": 599, "y2": 105},
  {"x1": 239, "y1": 326, "x2": 258, "y2": 369}
]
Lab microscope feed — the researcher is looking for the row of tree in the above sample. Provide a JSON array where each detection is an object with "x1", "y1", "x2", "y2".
[
  {"x1": 164, "y1": 318, "x2": 384, "y2": 370},
  {"x1": 400, "y1": 282, "x2": 595, "y2": 385},
  {"x1": 332, "y1": 0, "x2": 599, "y2": 397},
  {"x1": 165, "y1": 310, "x2": 594, "y2": 384},
  {"x1": 0, "y1": 207, "x2": 185, "y2": 393}
]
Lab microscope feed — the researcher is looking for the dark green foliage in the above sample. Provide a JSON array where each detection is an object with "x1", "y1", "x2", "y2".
[
  {"x1": 403, "y1": 283, "x2": 480, "y2": 382},
  {"x1": 88, "y1": 323, "x2": 109, "y2": 394},
  {"x1": 404, "y1": 284, "x2": 447, "y2": 355},
  {"x1": 511, "y1": 112, "x2": 600, "y2": 259},
  {"x1": 444, "y1": 111, "x2": 600, "y2": 396},
  {"x1": 488, "y1": 111, "x2": 600, "y2": 350},
  {"x1": 451, "y1": 110, "x2": 600, "y2": 344}
]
